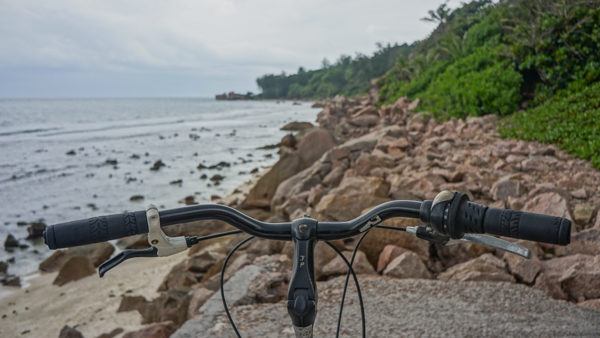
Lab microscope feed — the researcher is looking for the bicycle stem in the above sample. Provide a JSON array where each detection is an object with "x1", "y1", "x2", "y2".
[{"x1": 287, "y1": 217, "x2": 318, "y2": 338}]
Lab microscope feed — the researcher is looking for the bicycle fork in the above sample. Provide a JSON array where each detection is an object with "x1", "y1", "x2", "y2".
[{"x1": 287, "y1": 217, "x2": 318, "y2": 338}]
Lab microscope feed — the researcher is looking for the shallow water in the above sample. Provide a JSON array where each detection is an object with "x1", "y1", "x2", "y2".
[{"x1": 0, "y1": 98, "x2": 318, "y2": 277}]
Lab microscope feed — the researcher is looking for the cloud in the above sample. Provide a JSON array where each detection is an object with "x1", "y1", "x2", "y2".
[{"x1": 0, "y1": 0, "x2": 458, "y2": 97}]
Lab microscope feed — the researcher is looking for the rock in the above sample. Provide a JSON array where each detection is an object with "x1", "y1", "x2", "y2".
[
  {"x1": 96, "y1": 327, "x2": 124, "y2": 338},
  {"x1": 179, "y1": 195, "x2": 197, "y2": 205},
  {"x1": 490, "y1": 176, "x2": 521, "y2": 201},
  {"x1": 556, "y1": 228, "x2": 600, "y2": 256},
  {"x1": 129, "y1": 195, "x2": 144, "y2": 202},
  {"x1": 535, "y1": 272, "x2": 568, "y2": 300},
  {"x1": 595, "y1": 210, "x2": 600, "y2": 229},
  {"x1": 158, "y1": 260, "x2": 197, "y2": 292},
  {"x1": 1, "y1": 275, "x2": 20, "y2": 287},
  {"x1": 503, "y1": 252, "x2": 542, "y2": 284},
  {"x1": 245, "y1": 238, "x2": 286, "y2": 256},
  {"x1": 573, "y1": 203, "x2": 595, "y2": 225},
  {"x1": 555, "y1": 255, "x2": 600, "y2": 301},
  {"x1": 172, "y1": 264, "x2": 268, "y2": 337},
  {"x1": 207, "y1": 161, "x2": 231, "y2": 170},
  {"x1": 534, "y1": 254, "x2": 600, "y2": 301},
  {"x1": 243, "y1": 128, "x2": 335, "y2": 209},
  {"x1": 242, "y1": 154, "x2": 302, "y2": 208},
  {"x1": 295, "y1": 128, "x2": 336, "y2": 166},
  {"x1": 0, "y1": 260, "x2": 7, "y2": 274},
  {"x1": 310, "y1": 241, "x2": 338, "y2": 280},
  {"x1": 349, "y1": 114, "x2": 379, "y2": 128},
  {"x1": 246, "y1": 271, "x2": 288, "y2": 303},
  {"x1": 358, "y1": 218, "x2": 425, "y2": 266},
  {"x1": 280, "y1": 133, "x2": 296, "y2": 148},
  {"x1": 315, "y1": 176, "x2": 390, "y2": 221},
  {"x1": 144, "y1": 290, "x2": 191, "y2": 326},
  {"x1": 376, "y1": 245, "x2": 408, "y2": 272},
  {"x1": 123, "y1": 322, "x2": 176, "y2": 338},
  {"x1": 65, "y1": 150, "x2": 76, "y2": 156},
  {"x1": 280, "y1": 121, "x2": 314, "y2": 131},
  {"x1": 116, "y1": 234, "x2": 148, "y2": 249},
  {"x1": 4, "y1": 233, "x2": 19, "y2": 249},
  {"x1": 118, "y1": 295, "x2": 148, "y2": 313},
  {"x1": 322, "y1": 165, "x2": 345, "y2": 187},
  {"x1": 59, "y1": 325, "x2": 84, "y2": 338},
  {"x1": 53, "y1": 256, "x2": 96, "y2": 286},
  {"x1": 209, "y1": 174, "x2": 225, "y2": 183},
  {"x1": 186, "y1": 250, "x2": 225, "y2": 273},
  {"x1": 578, "y1": 299, "x2": 600, "y2": 312},
  {"x1": 438, "y1": 254, "x2": 515, "y2": 283},
  {"x1": 169, "y1": 179, "x2": 183, "y2": 185},
  {"x1": 571, "y1": 188, "x2": 587, "y2": 199},
  {"x1": 202, "y1": 253, "x2": 252, "y2": 290},
  {"x1": 534, "y1": 254, "x2": 585, "y2": 300},
  {"x1": 524, "y1": 192, "x2": 572, "y2": 220},
  {"x1": 188, "y1": 287, "x2": 214, "y2": 319},
  {"x1": 320, "y1": 250, "x2": 375, "y2": 278},
  {"x1": 434, "y1": 242, "x2": 495, "y2": 271},
  {"x1": 432, "y1": 168, "x2": 464, "y2": 183},
  {"x1": 383, "y1": 251, "x2": 432, "y2": 279},
  {"x1": 352, "y1": 105, "x2": 377, "y2": 117},
  {"x1": 150, "y1": 160, "x2": 166, "y2": 171},
  {"x1": 26, "y1": 221, "x2": 46, "y2": 239},
  {"x1": 39, "y1": 242, "x2": 114, "y2": 272}
]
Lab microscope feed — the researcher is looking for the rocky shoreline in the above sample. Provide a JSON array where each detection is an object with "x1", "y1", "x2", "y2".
[{"x1": 3, "y1": 95, "x2": 600, "y2": 337}]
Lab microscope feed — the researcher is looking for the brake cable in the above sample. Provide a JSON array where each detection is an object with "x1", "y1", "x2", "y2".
[
  {"x1": 220, "y1": 235, "x2": 255, "y2": 338},
  {"x1": 186, "y1": 229, "x2": 243, "y2": 246},
  {"x1": 324, "y1": 240, "x2": 366, "y2": 338}
]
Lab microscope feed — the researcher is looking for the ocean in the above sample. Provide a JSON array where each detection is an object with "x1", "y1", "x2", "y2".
[{"x1": 0, "y1": 98, "x2": 319, "y2": 278}]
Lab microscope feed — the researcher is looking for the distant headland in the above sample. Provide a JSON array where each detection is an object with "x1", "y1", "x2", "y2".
[{"x1": 215, "y1": 91, "x2": 256, "y2": 100}]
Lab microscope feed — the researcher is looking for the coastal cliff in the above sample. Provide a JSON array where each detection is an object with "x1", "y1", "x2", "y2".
[{"x1": 3, "y1": 96, "x2": 600, "y2": 337}]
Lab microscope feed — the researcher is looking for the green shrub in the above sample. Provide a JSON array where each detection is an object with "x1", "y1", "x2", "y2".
[
  {"x1": 418, "y1": 47, "x2": 522, "y2": 118},
  {"x1": 500, "y1": 83, "x2": 600, "y2": 169}
]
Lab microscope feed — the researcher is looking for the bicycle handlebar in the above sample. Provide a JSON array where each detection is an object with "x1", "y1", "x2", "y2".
[
  {"x1": 43, "y1": 190, "x2": 571, "y2": 338},
  {"x1": 44, "y1": 191, "x2": 571, "y2": 250}
]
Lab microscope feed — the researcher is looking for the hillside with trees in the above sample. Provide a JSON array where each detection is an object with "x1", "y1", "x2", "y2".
[
  {"x1": 256, "y1": 43, "x2": 412, "y2": 99},
  {"x1": 256, "y1": 0, "x2": 600, "y2": 168}
]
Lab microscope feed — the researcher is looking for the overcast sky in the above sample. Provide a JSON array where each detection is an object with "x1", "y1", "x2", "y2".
[{"x1": 0, "y1": 0, "x2": 459, "y2": 98}]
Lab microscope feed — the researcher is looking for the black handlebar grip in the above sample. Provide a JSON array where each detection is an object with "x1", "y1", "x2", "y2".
[
  {"x1": 449, "y1": 194, "x2": 571, "y2": 245},
  {"x1": 44, "y1": 211, "x2": 149, "y2": 249},
  {"x1": 481, "y1": 207, "x2": 571, "y2": 245}
]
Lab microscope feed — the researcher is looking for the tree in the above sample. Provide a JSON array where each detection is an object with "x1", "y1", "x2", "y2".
[{"x1": 421, "y1": 2, "x2": 451, "y2": 24}]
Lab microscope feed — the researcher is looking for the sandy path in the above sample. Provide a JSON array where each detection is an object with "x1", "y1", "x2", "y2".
[{"x1": 0, "y1": 251, "x2": 187, "y2": 338}]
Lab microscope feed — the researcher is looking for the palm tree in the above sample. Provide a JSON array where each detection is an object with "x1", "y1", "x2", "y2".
[{"x1": 421, "y1": 2, "x2": 451, "y2": 24}]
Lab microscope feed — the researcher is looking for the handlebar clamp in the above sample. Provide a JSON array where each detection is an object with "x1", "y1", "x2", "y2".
[{"x1": 287, "y1": 217, "x2": 318, "y2": 335}]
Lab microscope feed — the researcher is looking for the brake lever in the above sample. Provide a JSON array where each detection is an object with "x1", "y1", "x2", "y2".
[
  {"x1": 99, "y1": 247, "x2": 157, "y2": 277},
  {"x1": 98, "y1": 204, "x2": 190, "y2": 277},
  {"x1": 448, "y1": 234, "x2": 531, "y2": 259},
  {"x1": 406, "y1": 226, "x2": 531, "y2": 259}
]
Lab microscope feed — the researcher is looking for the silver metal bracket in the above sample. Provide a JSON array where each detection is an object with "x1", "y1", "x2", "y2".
[
  {"x1": 146, "y1": 204, "x2": 188, "y2": 257},
  {"x1": 449, "y1": 233, "x2": 531, "y2": 258},
  {"x1": 359, "y1": 215, "x2": 382, "y2": 232}
]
